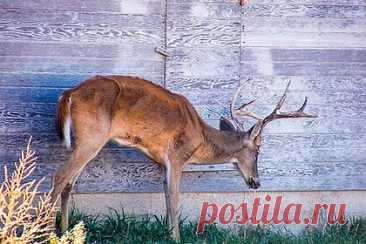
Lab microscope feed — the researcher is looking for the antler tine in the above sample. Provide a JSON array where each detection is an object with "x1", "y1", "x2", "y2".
[
  {"x1": 236, "y1": 99, "x2": 256, "y2": 111},
  {"x1": 262, "y1": 82, "x2": 317, "y2": 126},
  {"x1": 274, "y1": 80, "x2": 291, "y2": 113},
  {"x1": 298, "y1": 96, "x2": 308, "y2": 112},
  {"x1": 230, "y1": 79, "x2": 251, "y2": 121},
  {"x1": 291, "y1": 96, "x2": 317, "y2": 118}
]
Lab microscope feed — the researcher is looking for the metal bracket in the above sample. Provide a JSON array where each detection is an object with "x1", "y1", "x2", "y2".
[{"x1": 154, "y1": 47, "x2": 169, "y2": 57}]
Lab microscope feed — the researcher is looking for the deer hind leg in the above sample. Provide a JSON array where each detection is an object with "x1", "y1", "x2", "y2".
[
  {"x1": 51, "y1": 134, "x2": 108, "y2": 232},
  {"x1": 60, "y1": 170, "x2": 82, "y2": 232},
  {"x1": 51, "y1": 141, "x2": 106, "y2": 231},
  {"x1": 163, "y1": 159, "x2": 183, "y2": 241}
]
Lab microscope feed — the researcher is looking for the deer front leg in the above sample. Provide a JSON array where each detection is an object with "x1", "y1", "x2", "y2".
[{"x1": 163, "y1": 161, "x2": 182, "y2": 241}]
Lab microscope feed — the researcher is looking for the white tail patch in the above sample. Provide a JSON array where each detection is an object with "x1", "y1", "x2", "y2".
[{"x1": 63, "y1": 96, "x2": 72, "y2": 149}]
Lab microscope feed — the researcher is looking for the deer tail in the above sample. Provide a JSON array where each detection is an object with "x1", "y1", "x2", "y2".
[{"x1": 56, "y1": 91, "x2": 72, "y2": 149}]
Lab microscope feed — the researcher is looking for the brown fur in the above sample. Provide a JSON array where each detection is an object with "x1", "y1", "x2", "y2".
[{"x1": 52, "y1": 75, "x2": 262, "y2": 240}]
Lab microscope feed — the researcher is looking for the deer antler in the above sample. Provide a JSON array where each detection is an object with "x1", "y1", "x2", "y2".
[
  {"x1": 261, "y1": 81, "x2": 317, "y2": 128},
  {"x1": 231, "y1": 80, "x2": 317, "y2": 136}
]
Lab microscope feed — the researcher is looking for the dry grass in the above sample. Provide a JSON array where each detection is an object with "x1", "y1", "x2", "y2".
[
  {"x1": 50, "y1": 222, "x2": 86, "y2": 244},
  {"x1": 0, "y1": 138, "x2": 86, "y2": 244},
  {"x1": 0, "y1": 139, "x2": 56, "y2": 243}
]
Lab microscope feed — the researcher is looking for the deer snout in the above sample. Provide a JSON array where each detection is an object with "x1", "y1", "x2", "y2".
[{"x1": 247, "y1": 177, "x2": 261, "y2": 189}]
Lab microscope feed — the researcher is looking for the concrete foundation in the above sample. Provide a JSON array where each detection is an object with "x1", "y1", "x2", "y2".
[{"x1": 69, "y1": 191, "x2": 366, "y2": 233}]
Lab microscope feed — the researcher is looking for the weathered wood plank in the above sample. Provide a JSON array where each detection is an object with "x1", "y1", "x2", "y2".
[
  {"x1": 0, "y1": 0, "x2": 163, "y2": 15},
  {"x1": 0, "y1": 9, "x2": 78, "y2": 25},
  {"x1": 0, "y1": 26, "x2": 162, "y2": 44},
  {"x1": 168, "y1": 2, "x2": 240, "y2": 19},
  {"x1": 0, "y1": 87, "x2": 62, "y2": 103},
  {"x1": 74, "y1": 174, "x2": 366, "y2": 193},
  {"x1": 166, "y1": 75, "x2": 366, "y2": 91},
  {"x1": 166, "y1": 1, "x2": 241, "y2": 48},
  {"x1": 0, "y1": 10, "x2": 163, "y2": 28},
  {"x1": 166, "y1": 47, "x2": 240, "y2": 79},
  {"x1": 167, "y1": 19, "x2": 241, "y2": 47},
  {"x1": 0, "y1": 103, "x2": 54, "y2": 134},
  {"x1": 241, "y1": 61, "x2": 366, "y2": 76},
  {"x1": 242, "y1": 32, "x2": 366, "y2": 48},
  {"x1": 243, "y1": 4, "x2": 366, "y2": 19},
  {"x1": 0, "y1": 57, "x2": 163, "y2": 76},
  {"x1": 243, "y1": 17, "x2": 366, "y2": 34},
  {"x1": 172, "y1": 0, "x2": 366, "y2": 6},
  {"x1": 0, "y1": 73, "x2": 93, "y2": 88},
  {"x1": 242, "y1": 48, "x2": 366, "y2": 62},
  {"x1": 76, "y1": 165, "x2": 366, "y2": 192},
  {"x1": 250, "y1": 0, "x2": 366, "y2": 6},
  {"x1": 169, "y1": 0, "x2": 238, "y2": 3},
  {"x1": 0, "y1": 73, "x2": 163, "y2": 88},
  {"x1": 0, "y1": 42, "x2": 161, "y2": 61},
  {"x1": 168, "y1": 47, "x2": 366, "y2": 85},
  {"x1": 241, "y1": 48, "x2": 366, "y2": 77},
  {"x1": 0, "y1": 9, "x2": 164, "y2": 44}
]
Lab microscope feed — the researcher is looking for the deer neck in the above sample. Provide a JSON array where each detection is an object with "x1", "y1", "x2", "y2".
[{"x1": 192, "y1": 124, "x2": 244, "y2": 163}]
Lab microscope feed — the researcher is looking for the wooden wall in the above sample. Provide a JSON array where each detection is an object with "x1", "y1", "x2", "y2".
[{"x1": 0, "y1": 0, "x2": 365, "y2": 193}]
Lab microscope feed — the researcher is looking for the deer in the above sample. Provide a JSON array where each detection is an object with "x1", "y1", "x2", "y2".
[{"x1": 50, "y1": 75, "x2": 316, "y2": 240}]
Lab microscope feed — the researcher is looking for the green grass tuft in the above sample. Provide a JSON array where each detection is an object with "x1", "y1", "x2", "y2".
[{"x1": 56, "y1": 208, "x2": 366, "y2": 244}]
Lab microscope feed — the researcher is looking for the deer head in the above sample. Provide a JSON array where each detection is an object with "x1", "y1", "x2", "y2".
[{"x1": 219, "y1": 80, "x2": 317, "y2": 189}]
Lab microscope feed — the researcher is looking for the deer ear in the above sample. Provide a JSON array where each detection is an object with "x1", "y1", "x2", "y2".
[
  {"x1": 219, "y1": 117, "x2": 236, "y2": 132},
  {"x1": 249, "y1": 121, "x2": 263, "y2": 140},
  {"x1": 254, "y1": 135, "x2": 261, "y2": 146}
]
